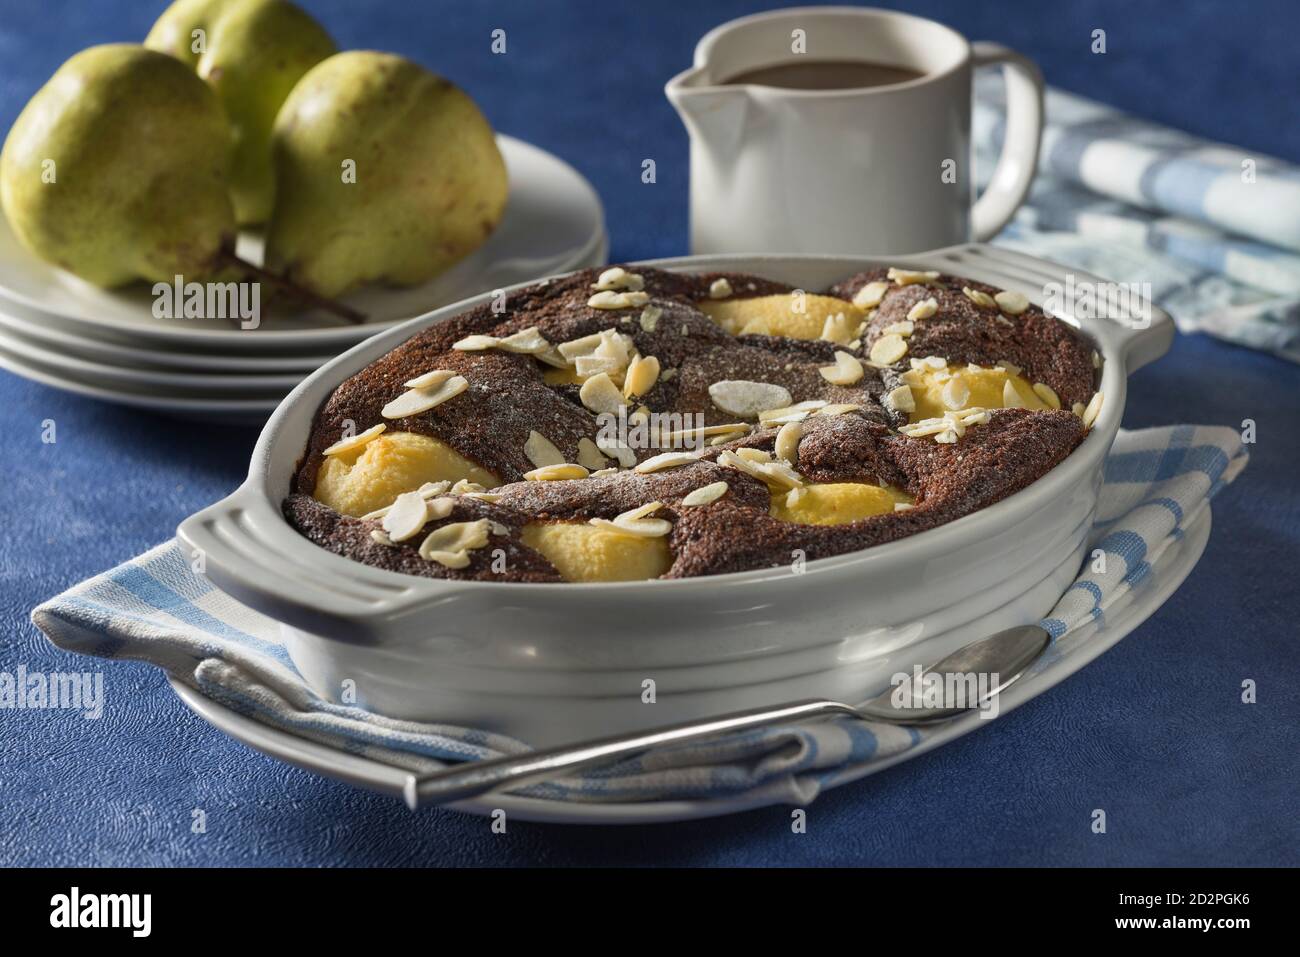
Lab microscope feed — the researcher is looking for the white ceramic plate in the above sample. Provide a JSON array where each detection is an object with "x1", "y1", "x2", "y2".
[
  {"x1": 0, "y1": 322, "x2": 305, "y2": 393},
  {"x1": 0, "y1": 307, "x2": 334, "y2": 372},
  {"x1": 0, "y1": 135, "x2": 605, "y2": 351},
  {"x1": 0, "y1": 339, "x2": 280, "y2": 423},
  {"x1": 169, "y1": 504, "x2": 1211, "y2": 824}
]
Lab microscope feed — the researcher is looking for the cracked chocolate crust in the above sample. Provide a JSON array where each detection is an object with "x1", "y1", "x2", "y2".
[{"x1": 285, "y1": 266, "x2": 1093, "y2": 581}]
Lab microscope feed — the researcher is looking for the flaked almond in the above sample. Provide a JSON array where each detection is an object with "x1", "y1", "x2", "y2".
[
  {"x1": 591, "y1": 266, "x2": 645, "y2": 292},
  {"x1": 884, "y1": 384, "x2": 915, "y2": 414},
  {"x1": 361, "y1": 483, "x2": 453, "y2": 521},
  {"x1": 994, "y1": 290, "x2": 1029, "y2": 315},
  {"x1": 881, "y1": 319, "x2": 914, "y2": 337},
  {"x1": 623, "y1": 354, "x2": 660, "y2": 398},
  {"x1": 901, "y1": 409, "x2": 990, "y2": 441},
  {"x1": 907, "y1": 297, "x2": 938, "y2": 322},
  {"x1": 717, "y1": 449, "x2": 804, "y2": 490},
  {"x1": 496, "y1": 327, "x2": 550, "y2": 354},
  {"x1": 1032, "y1": 382, "x2": 1061, "y2": 409},
  {"x1": 736, "y1": 448, "x2": 771, "y2": 463},
  {"x1": 660, "y1": 422, "x2": 749, "y2": 445},
  {"x1": 404, "y1": 370, "x2": 457, "y2": 390},
  {"x1": 369, "y1": 529, "x2": 394, "y2": 546},
  {"x1": 450, "y1": 329, "x2": 548, "y2": 354},
  {"x1": 588, "y1": 289, "x2": 650, "y2": 310},
  {"x1": 524, "y1": 430, "x2": 566, "y2": 469},
  {"x1": 634, "y1": 450, "x2": 702, "y2": 473},
  {"x1": 888, "y1": 267, "x2": 939, "y2": 285},
  {"x1": 596, "y1": 436, "x2": 636, "y2": 468},
  {"x1": 574, "y1": 354, "x2": 623, "y2": 379},
  {"x1": 962, "y1": 287, "x2": 996, "y2": 309},
  {"x1": 775, "y1": 420, "x2": 801, "y2": 464},
  {"x1": 557, "y1": 331, "x2": 605, "y2": 360},
  {"x1": 941, "y1": 377, "x2": 971, "y2": 410},
  {"x1": 595, "y1": 328, "x2": 631, "y2": 365},
  {"x1": 708, "y1": 277, "x2": 733, "y2": 299},
  {"x1": 708, "y1": 380, "x2": 793, "y2": 418},
  {"x1": 639, "y1": 305, "x2": 662, "y2": 332},
  {"x1": 1082, "y1": 390, "x2": 1104, "y2": 428},
  {"x1": 620, "y1": 501, "x2": 665, "y2": 523},
  {"x1": 1002, "y1": 379, "x2": 1025, "y2": 408},
  {"x1": 900, "y1": 418, "x2": 951, "y2": 438},
  {"x1": 869, "y1": 334, "x2": 908, "y2": 366},
  {"x1": 382, "y1": 490, "x2": 431, "y2": 542},
  {"x1": 819, "y1": 350, "x2": 865, "y2": 385},
  {"x1": 818, "y1": 403, "x2": 863, "y2": 416},
  {"x1": 590, "y1": 517, "x2": 671, "y2": 538},
  {"x1": 322, "y1": 423, "x2": 386, "y2": 457},
  {"x1": 852, "y1": 280, "x2": 890, "y2": 308},
  {"x1": 759, "y1": 400, "x2": 828, "y2": 424},
  {"x1": 820, "y1": 312, "x2": 857, "y2": 345},
  {"x1": 427, "y1": 496, "x2": 456, "y2": 520},
  {"x1": 381, "y1": 375, "x2": 468, "y2": 419},
  {"x1": 534, "y1": 346, "x2": 571, "y2": 369},
  {"x1": 524, "y1": 463, "x2": 589, "y2": 481},
  {"x1": 681, "y1": 481, "x2": 728, "y2": 506},
  {"x1": 579, "y1": 372, "x2": 627, "y2": 415},
  {"x1": 452, "y1": 334, "x2": 498, "y2": 351},
  {"x1": 424, "y1": 550, "x2": 470, "y2": 569},
  {"x1": 576, "y1": 437, "x2": 608, "y2": 470},
  {"x1": 591, "y1": 502, "x2": 671, "y2": 538},
  {"x1": 418, "y1": 518, "x2": 491, "y2": 566}
]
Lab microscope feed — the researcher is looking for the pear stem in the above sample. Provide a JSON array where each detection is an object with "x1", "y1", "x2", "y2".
[{"x1": 217, "y1": 248, "x2": 367, "y2": 324}]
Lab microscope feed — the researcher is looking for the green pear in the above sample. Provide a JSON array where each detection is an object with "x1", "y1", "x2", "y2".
[
  {"x1": 0, "y1": 44, "x2": 236, "y2": 287},
  {"x1": 146, "y1": 0, "x2": 336, "y2": 225},
  {"x1": 264, "y1": 51, "x2": 508, "y2": 299}
]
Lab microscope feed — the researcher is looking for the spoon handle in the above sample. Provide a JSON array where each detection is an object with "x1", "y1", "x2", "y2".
[
  {"x1": 403, "y1": 698, "x2": 857, "y2": 810},
  {"x1": 403, "y1": 624, "x2": 1052, "y2": 810}
]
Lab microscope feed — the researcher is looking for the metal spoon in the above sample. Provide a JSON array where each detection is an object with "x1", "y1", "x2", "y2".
[{"x1": 403, "y1": 624, "x2": 1050, "y2": 810}]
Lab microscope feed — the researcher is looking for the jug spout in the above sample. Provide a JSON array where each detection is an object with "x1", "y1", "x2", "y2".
[{"x1": 665, "y1": 67, "x2": 750, "y2": 158}]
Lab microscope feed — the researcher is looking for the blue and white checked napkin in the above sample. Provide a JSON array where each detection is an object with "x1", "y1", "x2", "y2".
[
  {"x1": 975, "y1": 77, "x2": 1300, "y2": 362},
  {"x1": 32, "y1": 425, "x2": 1246, "y2": 807}
]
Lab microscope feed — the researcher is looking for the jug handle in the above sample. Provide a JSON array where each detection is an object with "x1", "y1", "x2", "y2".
[{"x1": 969, "y1": 42, "x2": 1045, "y2": 241}]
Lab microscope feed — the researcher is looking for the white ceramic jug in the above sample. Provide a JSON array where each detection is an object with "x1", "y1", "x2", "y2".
[{"x1": 666, "y1": 6, "x2": 1044, "y2": 256}]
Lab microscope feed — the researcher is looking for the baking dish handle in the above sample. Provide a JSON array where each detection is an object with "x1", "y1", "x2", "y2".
[
  {"x1": 1113, "y1": 299, "x2": 1175, "y2": 374},
  {"x1": 177, "y1": 486, "x2": 436, "y2": 640},
  {"x1": 929, "y1": 243, "x2": 1175, "y2": 374},
  {"x1": 1046, "y1": 266, "x2": 1175, "y2": 374}
]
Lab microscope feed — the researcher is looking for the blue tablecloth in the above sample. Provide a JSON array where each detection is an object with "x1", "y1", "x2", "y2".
[{"x1": 1, "y1": 0, "x2": 1297, "y2": 866}]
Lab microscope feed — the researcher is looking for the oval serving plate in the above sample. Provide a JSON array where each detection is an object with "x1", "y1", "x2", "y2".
[{"x1": 168, "y1": 503, "x2": 1210, "y2": 824}]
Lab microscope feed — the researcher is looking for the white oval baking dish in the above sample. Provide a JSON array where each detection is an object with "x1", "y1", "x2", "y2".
[{"x1": 178, "y1": 244, "x2": 1173, "y2": 746}]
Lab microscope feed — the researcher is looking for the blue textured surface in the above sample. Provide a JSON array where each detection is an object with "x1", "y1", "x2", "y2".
[{"x1": 1, "y1": 0, "x2": 1297, "y2": 866}]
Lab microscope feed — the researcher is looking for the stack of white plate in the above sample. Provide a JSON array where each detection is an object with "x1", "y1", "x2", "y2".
[{"x1": 0, "y1": 136, "x2": 606, "y2": 424}]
